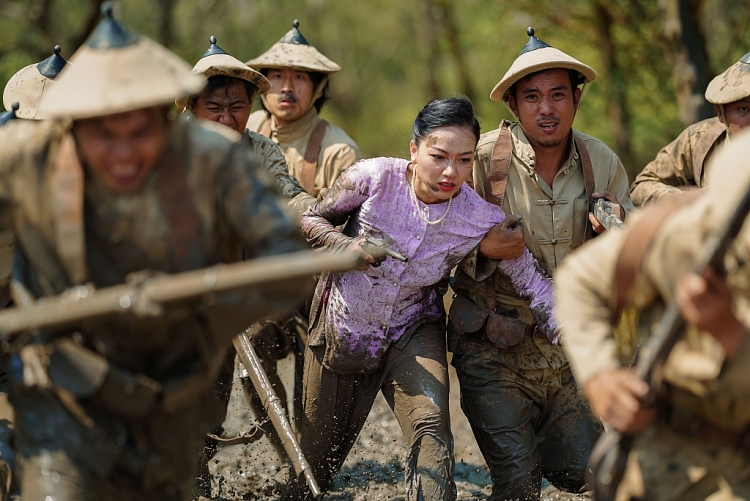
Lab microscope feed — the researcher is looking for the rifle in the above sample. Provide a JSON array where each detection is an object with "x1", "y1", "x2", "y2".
[
  {"x1": 364, "y1": 237, "x2": 408, "y2": 264},
  {"x1": 234, "y1": 332, "x2": 322, "y2": 500},
  {"x1": 592, "y1": 198, "x2": 625, "y2": 231},
  {"x1": 589, "y1": 186, "x2": 750, "y2": 501},
  {"x1": 0, "y1": 250, "x2": 359, "y2": 338}
]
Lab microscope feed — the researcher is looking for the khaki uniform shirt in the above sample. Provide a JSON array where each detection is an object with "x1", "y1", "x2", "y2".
[
  {"x1": 630, "y1": 117, "x2": 726, "y2": 206},
  {"x1": 450, "y1": 124, "x2": 633, "y2": 370},
  {"x1": 555, "y1": 197, "x2": 750, "y2": 431},
  {"x1": 246, "y1": 107, "x2": 361, "y2": 196}
]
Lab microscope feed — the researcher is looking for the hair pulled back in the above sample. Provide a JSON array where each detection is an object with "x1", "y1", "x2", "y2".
[{"x1": 412, "y1": 96, "x2": 481, "y2": 146}]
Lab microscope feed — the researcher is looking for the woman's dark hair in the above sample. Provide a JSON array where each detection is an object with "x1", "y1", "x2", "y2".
[{"x1": 412, "y1": 96, "x2": 481, "y2": 146}]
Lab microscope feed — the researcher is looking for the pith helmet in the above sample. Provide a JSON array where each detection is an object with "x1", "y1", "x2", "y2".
[
  {"x1": 3, "y1": 45, "x2": 68, "y2": 119},
  {"x1": 705, "y1": 52, "x2": 750, "y2": 105},
  {"x1": 175, "y1": 35, "x2": 271, "y2": 109},
  {"x1": 40, "y1": 3, "x2": 205, "y2": 120},
  {"x1": 490, "y1": 28, "x2": 597, "y2": 103},
  {"x1": 0, "y1": 102, "x2": 19, "y2": 126},
  {"x1": 245, "y1": 20, "x2": 340, "y2": 74}
]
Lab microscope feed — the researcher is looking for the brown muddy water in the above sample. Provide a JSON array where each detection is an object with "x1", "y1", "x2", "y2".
[{"x1": 208, "y1": 353, "x2": 589, "y2": 501}]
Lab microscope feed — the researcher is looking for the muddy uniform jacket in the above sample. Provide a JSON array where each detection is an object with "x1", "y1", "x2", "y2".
[
  {"x1": 451, "y1": 123, "x2": 633, "y2": 368},
  {"x1": 556, "y1": 197, "x2": 750, "y2": 432},
  {"x1": 246, "y1": 107, "x2": 361, "y2": 197},
  {"x1": 0, "y1": 117, "x2": 306, "y2": 494},
  {"x1": 630, "y1": 117, "x2": 726, "y2": 206}
]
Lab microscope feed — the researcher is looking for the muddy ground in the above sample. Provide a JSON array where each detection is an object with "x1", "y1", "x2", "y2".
[{"x1": 208, "y1": 354, "x2": 589, "y2": 501}]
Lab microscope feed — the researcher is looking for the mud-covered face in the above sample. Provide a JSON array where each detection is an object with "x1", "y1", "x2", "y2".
[
  {"x1": 192, "y1": 79, "x2": 251, "y2": 134},
  {"x1": 264, "y1": 69, "x2": 320, "y2": 126},
  {"x1": 717, "y1": 99, "x2": 750, "y2": 136},
  {"x1": 508, "y1": 68, "x2": 581, "y2": 150},
  {"x1": 73, "y1": 107, "x2": 168, "y2": 195},
  {"x1": 408, "y1": 126, "x2": 476, "y2": 203}
]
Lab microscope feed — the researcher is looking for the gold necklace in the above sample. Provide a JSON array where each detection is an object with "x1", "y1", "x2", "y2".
[{"x1": 410, "y1": 163, "x2": 452, "y2": 225}]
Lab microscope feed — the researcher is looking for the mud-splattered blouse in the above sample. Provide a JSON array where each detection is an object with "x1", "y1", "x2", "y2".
[{"x1": 301, "y1": 157, "x2": 556, "y2": 374}]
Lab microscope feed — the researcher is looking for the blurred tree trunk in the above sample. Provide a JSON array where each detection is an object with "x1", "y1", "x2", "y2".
[
  {"x1": 659, "y1": 0, "x2": 715, "y2": 125},
  {"x1": 433, "y1": 0, "x2": 476, "y2": 102},
  {"x1": 155, "y1": 0, "x2": 177, "y2": 48},
  {"x1": 419, "y1": 0, "x2": 441, "y2": 97},
  {"x1": 592, "y1": 1, "x2": 634, "y2": 170}
]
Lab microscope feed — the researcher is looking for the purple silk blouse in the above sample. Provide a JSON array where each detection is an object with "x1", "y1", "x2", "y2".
[{"x1": 301, "y1": 157, "x2": 556, "y2": 373}]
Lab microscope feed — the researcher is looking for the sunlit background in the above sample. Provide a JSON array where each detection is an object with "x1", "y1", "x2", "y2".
[{"x1": 2, "y1": 0, "x2": 747, "y2": 178}]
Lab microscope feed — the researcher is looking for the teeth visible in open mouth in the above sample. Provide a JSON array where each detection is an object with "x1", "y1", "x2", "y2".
[{"x1": 111, "y1": 164, "x2": 138, "y2": 177}]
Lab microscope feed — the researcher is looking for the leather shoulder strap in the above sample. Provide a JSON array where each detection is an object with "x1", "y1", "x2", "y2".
[
  {"x1": 573, "y1": 133, "x2": 596, "y2": 242},
  {"x1": 52, "y1": 134, "x2": 87, "y2": 284},
  {"x1": 486, "y1": 120, "x2": 513, "y2": 208},
  {"x1": 611, "y1": 191, "x2": 703, "y2": 318},
  {"x1": 156, "y1": 144, "x2": 202, "y2": 270},
  {"x1": 573, "y1": 133, "x2": 595, "y2": 203},
  {"x1": 299, "y1": 119, "x2": 328, "y2": 195},
  {"x1": 692, "y1": 119, "x2": 725, "y2": 187}
]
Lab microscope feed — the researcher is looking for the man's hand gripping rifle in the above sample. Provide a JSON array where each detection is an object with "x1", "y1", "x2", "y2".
[
  {"x1": 588, "y1": 188, "x2": 750, "y2": 501},
  {"x1": 364, "y1": 237, "x2": 408, "y2": 266}
]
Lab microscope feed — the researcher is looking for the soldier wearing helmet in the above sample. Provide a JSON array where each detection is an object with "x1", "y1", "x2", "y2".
[
  {"x1": 0, "y1": 5, "x2": 306, "y2": 500},
  {"x1": 631, "y1": 53, "x2": 750, "y2": 206},
  {"x1": 447, "y1": 28, "x2": 633, "y2": 500},
  {"x1": 245, "y1": 20, "x2": 361, "y2": 198},
  {"x1": 179, "y1": 35, "x2": 313, "y2": 212}
]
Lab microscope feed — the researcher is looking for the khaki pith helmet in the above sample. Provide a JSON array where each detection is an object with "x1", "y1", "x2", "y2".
[
  {"x1": 40, "y1": 3, "x2": 205, "y2": 120},
  {"x1": 3, "y1": 45, "x2": 68, "y2": 119},
  {"x1": 705, "y1": 52, "x2": 750, "y2": 105},
  {"x1": 0, "y1": 102, "x2": 19, "y2": 126},
  {"x1": 245, "y1": 20, "x2": 340, "y2": 74},
  {"x1": 175, "y1": 36, "x2": 271, "y2": 109},
  {"x1": 490, "y1": 28, "x2": 597, "y2": 103}
]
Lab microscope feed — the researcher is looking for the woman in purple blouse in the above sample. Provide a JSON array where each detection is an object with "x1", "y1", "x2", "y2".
[{"x1": 288, "y1": 97, "x2": 556, "y2": 501}]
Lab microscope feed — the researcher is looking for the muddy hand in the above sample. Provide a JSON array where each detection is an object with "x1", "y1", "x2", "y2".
[
  {"x1": 479, "y1": 214, "x2": 525, "y2": 260},
  {"x1": 348, "y1": 238, "x2": 378, "y2": 270},
  {"x1": 585, "y1": 368, "x2": 655, "y2": 434}
]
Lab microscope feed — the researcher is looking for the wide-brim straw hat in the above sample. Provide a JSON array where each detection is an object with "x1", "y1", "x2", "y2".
[
  {"x1": 40, "y1": 4, "x2": 205, "y2": 120},
  {"x1": 175, "y1": 36, "x2": 271, "y2": 109},
  {"x1": 3, "y1": 45, "x2": 68, "y2": 119},
  {"x1": 705, "y1": 52, "x2": 750, "y2": 105},
  {"x1": 490, "y1": 28, "x2": 597, "y2": 103},
  {"x1": 245, "y1": 20, "x2": 340, "y2": 74}
]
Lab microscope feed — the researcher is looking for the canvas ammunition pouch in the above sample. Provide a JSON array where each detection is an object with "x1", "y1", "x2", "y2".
[
  {"x1": 45, "y1": 338, "x2": 213, "y2": 417},
  {"x1": 448, "y1": 292, "x2": 535, "y2": 349}
]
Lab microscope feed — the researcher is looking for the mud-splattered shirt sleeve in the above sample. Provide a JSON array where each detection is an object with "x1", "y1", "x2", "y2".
[
  {"x1": 218, "y1": 141, "x2": 306, "y2": 259},
  {"x1": 300, "y1": 160, "x2": 371, "y2": 252}
]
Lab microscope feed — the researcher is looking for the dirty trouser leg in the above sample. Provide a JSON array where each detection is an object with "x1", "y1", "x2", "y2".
[
  {"x1": 281, "y1": 344, "x2": 382, "y2": 500},
  {"x1": 194, "y1": 348, "x2": 237, "y2": 499},
  {"x1": 381, "y1": 321, "x2": 456, "y2": 501},
  {"x1": 452, "y1": 353, "x2": 544, "y2": 501},
  {"x1": 538, "y1": 366, "x2": 602, "y2": 493}
]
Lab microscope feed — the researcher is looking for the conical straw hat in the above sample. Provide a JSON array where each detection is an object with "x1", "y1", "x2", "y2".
[
  {"x1": 40, "y1": 4, "x2": 205, "y2": 120},
  {"x1": 705, "y1": 52, "x2": 750, "y2": 105},
  {"x1": 245, "y1": 20, "x2": 340, "y2": 74},
  {"x1": 175, "y1": 36, "x2": 271, "y2": 109},
  {"x1": 3, "y1": 45, "x2": 68, "y2": 119},
  {"x1": 490, "y1": 28, "x2": 596, "y2": 103}
]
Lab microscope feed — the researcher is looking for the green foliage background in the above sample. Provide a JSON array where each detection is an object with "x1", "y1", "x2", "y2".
[{"x1": 1, "y1": 0, "x2": 748, "y2": 179}]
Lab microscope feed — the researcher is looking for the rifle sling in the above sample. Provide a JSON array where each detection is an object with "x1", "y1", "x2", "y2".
[
  {"x1": 484, "y1": 125, "x2": 595, "y2": 311},
  {"x1": 611, "y1": 191, "x2": 703, "y2": 319}
]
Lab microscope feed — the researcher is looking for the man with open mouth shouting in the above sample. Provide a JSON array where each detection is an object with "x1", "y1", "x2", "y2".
[{"x1": 447, "y1": 27, "x2": 634, "y2": 501}]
